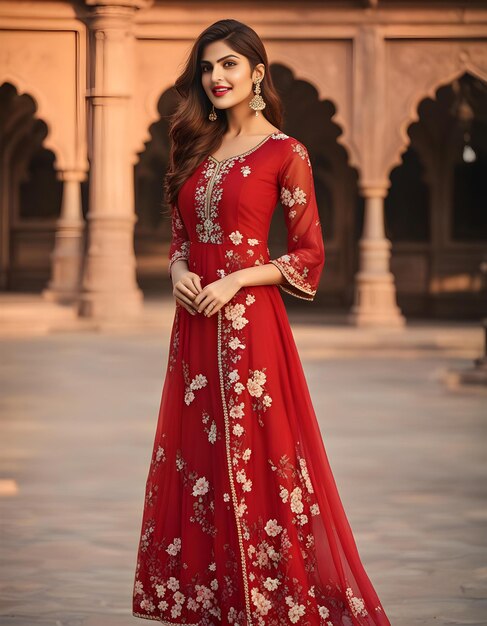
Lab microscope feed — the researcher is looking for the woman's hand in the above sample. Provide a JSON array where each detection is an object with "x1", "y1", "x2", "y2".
[
  {"x1": 192, "y1": 273, "x2": 242, "y2": 317},
  {"x1": 171, "y1": 264, "x2": 202, "y2": 315}
]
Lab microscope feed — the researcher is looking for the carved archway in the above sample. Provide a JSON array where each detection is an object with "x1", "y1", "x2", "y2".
[
  {"x1": 385, "y1": 71, "x2": 487, "y2": 317},
  {"x1": 0, "y1": 82, "x2": 64, "y2": 291},
  {"x1": 383, "y1": 47, "x2": 487, "y2": 181}
]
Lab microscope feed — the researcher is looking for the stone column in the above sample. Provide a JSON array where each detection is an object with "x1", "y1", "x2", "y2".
[
  {"x1": 43, "y1": 171, "x2": 85, "y2": 304},
  {"x1": 79, "y1": 0, "x2": 149, "y2": 319},
  {"x1": 348, "y1": 185, "x2": 405, "y2": 327}
]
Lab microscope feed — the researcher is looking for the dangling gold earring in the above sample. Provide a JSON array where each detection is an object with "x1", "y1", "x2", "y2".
[
  {"x1": 249, "y1": 78, "x2": 266, "y2": 116},
  {"x1": 209, "y1": 103, "x2": 217, "y2": 122}
]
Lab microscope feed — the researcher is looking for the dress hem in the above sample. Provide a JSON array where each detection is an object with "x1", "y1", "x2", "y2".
[{"x1": 132, "y1": 611, "x2": 199, "y2": 625}]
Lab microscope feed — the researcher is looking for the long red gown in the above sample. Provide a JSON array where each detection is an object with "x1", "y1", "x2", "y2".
[{"x1": 132, "y1": 132, "x2": 391, "y2": 626}]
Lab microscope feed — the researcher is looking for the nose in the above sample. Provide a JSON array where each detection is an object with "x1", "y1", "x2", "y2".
[{"x1": 211, "y1": 65, "x2": 223, "y2": 82}]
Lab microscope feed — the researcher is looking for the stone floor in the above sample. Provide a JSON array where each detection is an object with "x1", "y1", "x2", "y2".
[{"x1": 0, "y1": 298, "x2": 486, "y2": 626}]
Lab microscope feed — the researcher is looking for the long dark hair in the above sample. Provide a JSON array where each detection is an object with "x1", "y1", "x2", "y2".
[{"x1": 164, "y1": 19, "x2": 283, "y2": 208}]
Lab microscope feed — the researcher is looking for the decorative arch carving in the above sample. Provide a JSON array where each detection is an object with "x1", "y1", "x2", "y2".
[
  {"x1": 0, "y1": 74, "x2": 64, "y2": 170},
  {"x1": 132, "y1": 81, "x2": 177, "y2": 161},
  {"x1": 264, "y1": 48, "x2": 357, "y2": 171},
  {"x1": 383, "y1": 45, "x2": 487, "y2": 181}
]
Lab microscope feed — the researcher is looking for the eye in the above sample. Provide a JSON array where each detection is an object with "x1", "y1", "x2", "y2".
[{"x1": 201, "y1": 61, "x2": 237, "y2": 73}]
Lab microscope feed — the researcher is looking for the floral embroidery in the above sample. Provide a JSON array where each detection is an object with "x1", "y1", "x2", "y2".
[
  {"x1": 285, "y1": 595, "x2": 306, "y2": 623},
  {"x1": 133, "y1": 537, "x2": 239, "y2": 624},
  {"x1": 346, "y1": 587, "x2": 368, "y2": 618},
  {"x1": 280, "y1": 185, "x2": 307, "y2": 208},
  {"x1": 202, "y1": 411, "x2": 220, "y2": 445},
  {"x1": 182, "y1": 361, "x2": 208, "y2": 405},
  {"x1": 269, "y1": 449, "x2": 321, "y2": 537},
  {"x1": 246, "y1": 368, "x2": 273, "y2": 427},
  {"x1": 292, "y1": 142, "x2": 311, "y2": 165},
  {"x1": 229, "y1": 230, "x2": 244, "y2": 245},
  {"x1": 229, "y1": 336, "x2": 246, "y2": 350},
  {"x1": 195, "y1": 159, "x2": 227, "y2": 244},
  {"x1": 251, "y1": 587, "x2": 272, "y2": 616},
  {"x1": 270, "y1": 254, "x2": 315, "y2": 300},
  {"x1": 192, "y1": 476, "x2": 210, "y2": 496},
  {"x1": 175, "y1": 449, "x2": 217, "y2": 537},
  {"x1": 168, "y1": 205, "x2": 190, "y2": 275},
  {"x1": 224, "y1": 302, "x2": 249, "y2": 330},
  {"x1": 270, "y1": 139, "x2": 325, "y2": 301},
  {"x1": 264, "y1": 519, "x2": 283, "y2": 537},
  {"x1": 197, "y1": 134, "x2": 278, "y2": 245},
  {"x1": 166, "y1": 537, "x2": 182, "y2": 556},
  {"x1": 144, "y1": 433, "x2": 169, "y2": 507},
  {"x1": 168, "y1": 304, "x2": 180, "y2": 372}
]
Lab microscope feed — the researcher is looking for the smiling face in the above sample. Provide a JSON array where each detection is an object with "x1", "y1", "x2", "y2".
[{"x1": 200, "y1": 39, "x2": 265, "y2": 113}]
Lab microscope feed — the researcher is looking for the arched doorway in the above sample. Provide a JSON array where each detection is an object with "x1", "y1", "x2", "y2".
[
  {"x1": 0, "y1": 82, "x2": 87, "y2": 292},
  {"x1": 386, "y1": 72, "x2": 487, "y2": 318}
]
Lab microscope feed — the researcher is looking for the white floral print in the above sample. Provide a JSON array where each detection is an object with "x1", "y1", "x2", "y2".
[
  {"x1": 280, "y1": 185, "x2": 307, "y2": 207},
  {"x1": 225, "y1": 302, "x2": 249, "y2": 330},
  {"x1": 346, "y1": 587, "x2": 368, "y2": 618},
  {"x1": 183, "y1": 362, "x2": 208, "y2": 406},
  {"x1": 251, "y1": 587, "x2": 272, "y2": 616},
  {"x1": 192, "y1": 476, "x2": 209, "y2": 497},
  {"x1": 166, "y1": 537, "x2": 181, "y2": 556},
  {"x1": 264, "y1": 519, "x2": 283, "y2": 537},
  {"x1": 229, "y1": 230, "x2": 244, "y2": 245}
]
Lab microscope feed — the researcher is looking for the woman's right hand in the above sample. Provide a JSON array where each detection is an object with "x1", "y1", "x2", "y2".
[{"x1": 171, "y1": 262, "x2": 202, "y2": 315}]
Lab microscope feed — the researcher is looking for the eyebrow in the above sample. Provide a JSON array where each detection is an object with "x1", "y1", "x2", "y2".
[{"x1": 200, "y1": 54, "x2": 240, "y2": 65}]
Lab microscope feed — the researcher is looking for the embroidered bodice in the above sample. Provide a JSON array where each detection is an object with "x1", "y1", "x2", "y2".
[{"x1": 168, "y1": 132, "x2": 325, "y2": 301}]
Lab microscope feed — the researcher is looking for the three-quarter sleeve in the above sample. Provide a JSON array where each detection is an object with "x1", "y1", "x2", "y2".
[
  {"x1": 269, "y1": 140, "x2": 325, "y2": 301},
  {"x1": 168, "y1": 203, "x2": 190, "y2": 277}
]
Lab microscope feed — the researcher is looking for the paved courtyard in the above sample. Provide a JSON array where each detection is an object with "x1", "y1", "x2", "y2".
[{"x1": 0, "y1": 298, "x2": 486, "y2": 626}]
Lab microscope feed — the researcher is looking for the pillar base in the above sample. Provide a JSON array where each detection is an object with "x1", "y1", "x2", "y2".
[
  {"x1": 78, "y1": 287, "x2": 144, "y2": 320},
  {"x1": 43, "y1": 215, "x2": 85, "y2": 305},
  {"x1": 348, "y1": 309, "x2": 406, "y2": 327},
  {"x1": 42, "y1": 287, "x2": 82, "y2": 305},
  {"x1": 348, "y1": 272, "x2": 406, "y2": 327}
]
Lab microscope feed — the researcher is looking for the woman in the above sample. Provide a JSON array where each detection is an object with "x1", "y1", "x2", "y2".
[{"x1": 133, "y1": 18, "x2": 391, "y2": 626}]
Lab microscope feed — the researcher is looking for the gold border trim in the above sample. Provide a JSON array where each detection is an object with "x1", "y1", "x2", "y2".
[
  {"x1": 208, "y1": 132, "x2": 276, "y2": 164},
  {"x1": 132, "y1": 611, "x2": 198, "y2": 625},
  {"x1": 269, "y1": 259, "x2": 316, "y2": 300},
  {"x1": 204, "y1": 160, "x2": 222, "y2": 221},
  {"x1": 217, "y1": 309, "x2": 254, "y2": 626}
]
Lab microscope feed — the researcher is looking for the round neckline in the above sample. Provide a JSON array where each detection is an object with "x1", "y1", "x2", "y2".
[{"x1": 208, "y1": 132, "x2": 278, "y2": 164}]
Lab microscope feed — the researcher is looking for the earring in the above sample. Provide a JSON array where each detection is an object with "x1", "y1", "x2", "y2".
[
  {"x1": 249, "y1": 78, "x2": 266, "y2": 116},
  {"x1": 209, "y1": 103, "x2": 217, "y2": 122}
]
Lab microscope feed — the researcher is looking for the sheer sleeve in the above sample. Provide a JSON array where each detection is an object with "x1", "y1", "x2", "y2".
[
  {"x1": 168, "y1": 203, "x2": 190, "y2": 277},
  {"x1": 269, "y1": 140, "x2": 325, "y2": 301}
]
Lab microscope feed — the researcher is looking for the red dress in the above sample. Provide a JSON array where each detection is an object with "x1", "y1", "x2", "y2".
[{"x1": 132, "y1": 132, "x2": 391, "y2": 626}]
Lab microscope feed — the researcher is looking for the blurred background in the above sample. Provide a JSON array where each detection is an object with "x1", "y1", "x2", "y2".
[{"x1": 0, "y1": 1, "x2": 486, "y2": 625}]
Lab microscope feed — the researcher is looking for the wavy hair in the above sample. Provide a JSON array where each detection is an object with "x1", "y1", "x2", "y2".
[{"x1": 164, "y1": 19, "x2": 283, "y2": 209}]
